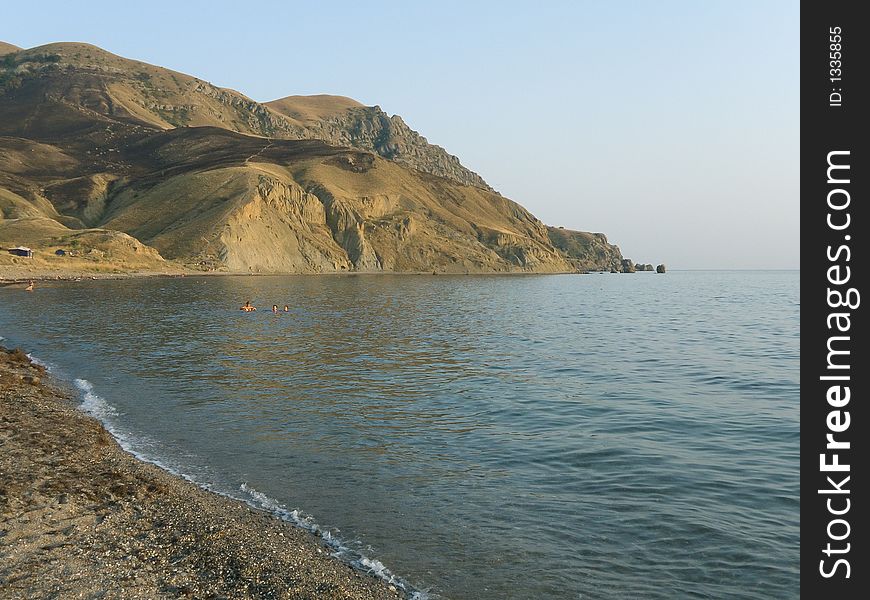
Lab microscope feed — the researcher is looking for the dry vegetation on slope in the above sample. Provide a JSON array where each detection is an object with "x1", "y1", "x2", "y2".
[{"x1": 0, "y1": 42, "x2": 21, "y2": 56}]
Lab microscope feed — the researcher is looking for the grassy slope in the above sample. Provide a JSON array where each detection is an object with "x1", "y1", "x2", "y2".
[
  {"x1": 265, "y1": 95, "x2": 364, "y2": 125},
  {"x1": 0, "y1": 42, "x2": 21, "y2": 56}
]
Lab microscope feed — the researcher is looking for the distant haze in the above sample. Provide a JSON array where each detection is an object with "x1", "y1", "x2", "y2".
[{"x1": 2, "y1": 1, "x2": 799, "y2": 269}]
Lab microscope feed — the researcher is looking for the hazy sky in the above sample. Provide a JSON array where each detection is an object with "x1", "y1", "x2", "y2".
[{"x1": 3, "y1": 1, "x2": 799, "y2": 268}]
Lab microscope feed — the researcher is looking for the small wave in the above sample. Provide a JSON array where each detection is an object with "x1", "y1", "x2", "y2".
[
  {"x1": 73, "y1": 378, "x2": 152, "y2": 461},
  {"x1": 239, "y1": 483, "x2": 427, "y2": 599},
  {"x1": 70, "y1": 377, "x2": 196, "y2": 484},
  {"x1": 75, "y1": 378, "x2": 119, "y2": 419},
  {"x1": 26, "y1": 352, "x2": 50, "y2": 370},
  {"x1": 41, "y1": 368, "x2": 426, "y2": 599}
]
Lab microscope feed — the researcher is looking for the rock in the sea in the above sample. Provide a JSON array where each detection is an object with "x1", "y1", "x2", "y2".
[
  {"x1": 656, "y1": 264, "x2": 666, "y2": 273},
  {"x1": 621, "y1": 258, "x2": 636, "y2": 273}
]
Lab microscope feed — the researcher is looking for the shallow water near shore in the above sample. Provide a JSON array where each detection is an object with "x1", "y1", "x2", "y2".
[{"x1": 0, "y1": 271, "x2": 799, "y2": 599}]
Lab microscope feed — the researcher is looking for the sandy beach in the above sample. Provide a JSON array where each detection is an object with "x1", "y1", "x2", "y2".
[
  {"x1": 0, "y1": 259, "x2": 186, "y2": 285},
  {"x1": 0, "y1": 346, "x2": 406, "y2": 599}
]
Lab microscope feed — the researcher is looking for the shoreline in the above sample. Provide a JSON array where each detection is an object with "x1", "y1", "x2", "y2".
[
  {"x1": 0, "y1": 266, "x2": 619, "y2": 286},
  {"x1": 0, "y1": 345, "x2": 411, "y2": 599},
  {"x1": 0, "y1": 256, "x2": 618, "y2": 285}
]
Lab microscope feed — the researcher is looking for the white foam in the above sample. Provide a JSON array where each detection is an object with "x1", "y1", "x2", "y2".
[
  {"x1": 14, "y1": 352, "x2": 191, "y2": 486},
  {"x1": 238, "y1": 482, "x2": 427, "y2": 598},
  {"x1": 26, "y1": 352, "x2": 50, "y2": 370},
  {"x1": 36, "y1": 365, "x2": 428, "y2": 599},
  {"x1": 70, "y1": 377, "x2": 191, "y2": 482},
  {"x1": 75, "y1": 378, "x2": 119, "y2": 419}
]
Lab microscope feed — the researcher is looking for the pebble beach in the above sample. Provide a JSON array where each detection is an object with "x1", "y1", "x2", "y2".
[{"x1": 0, "y1": 346, "x2": 405, "y2": 599}]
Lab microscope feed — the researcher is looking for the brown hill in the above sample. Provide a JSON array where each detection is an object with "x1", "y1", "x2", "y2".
[
  {"x1": 0, "y1": 42, "x2": 487, "y2": 188},
  {"x1": 0, "y1": 41, "x2": 623, "y2": 275},
  {"x1": 0, "y1": 42, "x2": 21, "y2": 56},
  {"x1": 266, "y1": 95, "x2": 365, "y2": 125},
  {"x1": 0, "y1": 42, "x2": 302, "y2": 137}
]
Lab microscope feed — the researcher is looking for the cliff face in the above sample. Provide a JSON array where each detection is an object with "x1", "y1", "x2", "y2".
[
  {"x1": 94, "y1": 128, "x2": 573, "y2": 274},
  {"x1": 546, "y1": 227, "x2": 624, "y2": 272},
  {"x1": 0, "y1": 41, "x2": 624, "y2": 275},
  {"x1": 267, "y1": 99, "x2": 492, "y2": 190}
]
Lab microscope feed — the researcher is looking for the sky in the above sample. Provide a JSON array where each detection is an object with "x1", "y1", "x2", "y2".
[{"x1": 2, "y1": 1, "x2": 799, "y2": 269}]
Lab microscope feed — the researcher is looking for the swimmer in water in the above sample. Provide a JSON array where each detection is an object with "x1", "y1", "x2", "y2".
[
  {"x1": 240, "y1": 300, "x2": 256, "y2": 312},
  {"x1": 25, "y1": 280, "x2": 34, "y2": 292},
  {"x1": 283, "y1": 305, "x2": 290, "y2": 312},
  {"x1": 272, "y1": 305, "x2": 279, "y2": 313}
]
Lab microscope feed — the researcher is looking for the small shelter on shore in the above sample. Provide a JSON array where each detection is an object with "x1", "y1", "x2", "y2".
[{"x1": 7, "y1": 246, "x2": 33, "y2": 258}]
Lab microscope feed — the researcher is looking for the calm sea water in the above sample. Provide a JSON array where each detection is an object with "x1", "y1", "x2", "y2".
[{"x1": 0, "y1": 271, "x2": 799, "y2": 599}]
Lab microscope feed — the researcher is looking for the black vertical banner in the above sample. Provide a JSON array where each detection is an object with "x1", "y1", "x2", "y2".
[{"x1": 802, "y1": 2, "x2": 867, "y2": 598}]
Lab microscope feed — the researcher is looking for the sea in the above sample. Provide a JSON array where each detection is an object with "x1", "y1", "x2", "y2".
[{"x1": 0, "y1": 270, "x2": 799, "y2": 599}]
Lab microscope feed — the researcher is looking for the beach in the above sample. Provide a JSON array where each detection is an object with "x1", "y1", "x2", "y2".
[
  {"x1": 0, "y1": 346, "x2": 404, "y2": 599},
  {"x1": 0, "y1": 259, "x2": 185, "y2": 285}
]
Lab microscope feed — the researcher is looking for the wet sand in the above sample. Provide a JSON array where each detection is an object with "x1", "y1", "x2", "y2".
[{"x1": 0, "y1": 346, "x2": 405, "y2": 599}]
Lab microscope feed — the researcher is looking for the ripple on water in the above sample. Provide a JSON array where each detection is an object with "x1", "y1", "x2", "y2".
[{"x1": 0, "y1": 271, "x2": 799, "y2": 600}]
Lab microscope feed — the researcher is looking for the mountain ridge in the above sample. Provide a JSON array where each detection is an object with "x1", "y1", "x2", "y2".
[
  {"x1": 1, "y1": 40, "x2": 627, "y2": 276},
  {"x1": 1, "y1": 41, "x2": 490, "y2": 189}
]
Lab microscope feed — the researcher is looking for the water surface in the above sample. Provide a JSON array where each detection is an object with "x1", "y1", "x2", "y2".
[{"x1": 0, "y1": 271, "x2": 799, "y2": 599}]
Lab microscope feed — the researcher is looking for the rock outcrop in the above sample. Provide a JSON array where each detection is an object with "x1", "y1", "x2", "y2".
[
  {"x1": 546, "y1": 227, "x2": 623, "y2": 272},
  {"x1": 289, "y1": 105, "x2": 491, "y2": 190},
  {"x1": 656, "y1": 263, "x2": 666, "y2": 273}
]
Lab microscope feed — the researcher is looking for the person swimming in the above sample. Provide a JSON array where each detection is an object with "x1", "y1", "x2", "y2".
[
  {"x1": 272, "y1": 305, "x2": 279, "y2": 313},
  {"x1": 25, "y1": 280, "x2": 34, "y2": 292},
  {"x1": 283, "y1": 305, "x2": 290, "y2": 312},
  {"x1": 240, "y1": 300, "x2": 256, "y2": 312}
]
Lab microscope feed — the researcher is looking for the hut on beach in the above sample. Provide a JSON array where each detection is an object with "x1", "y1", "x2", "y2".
[{"x1": 7, "y1": 246, "x2": 33, "y2": 258}]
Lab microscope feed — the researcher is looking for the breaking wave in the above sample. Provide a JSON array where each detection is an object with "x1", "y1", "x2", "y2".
[
  {"x1": 238, "y1": 482, "x2": 427, "y2": 599},
  {"x1": 25, "y1": 365, "x2": 427, "y2": 599}
]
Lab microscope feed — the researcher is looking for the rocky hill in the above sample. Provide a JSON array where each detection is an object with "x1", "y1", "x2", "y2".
[
  {"x1": 0, "y1": 43, "x2": 487, "y2": 189},
  {"x1": 0, "y1": 41, "x2": 623, "y2": 275},
  {"x1": 267, "y1": 96, "x2": 491, "y2": 190}
]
